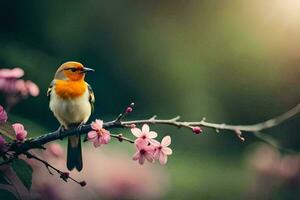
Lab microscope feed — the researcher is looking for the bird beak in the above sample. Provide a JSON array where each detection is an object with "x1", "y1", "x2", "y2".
[{"x1": 81, "y1": 67, "x2": 95, "y2": 73}]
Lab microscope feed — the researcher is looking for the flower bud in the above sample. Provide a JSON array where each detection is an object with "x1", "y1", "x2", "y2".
[
  {"x1": 126, "y1": 107, "x2": 133, "y2": 113},
  {"x1": 79, "y1": 181, "x2": 87, "y2": 187},
  {"x1": 60, "y1": 172, "x2": 70, "y2": 181},
  {"x1": 192, "y1": 126, "x2": 202, "y2": 134}
]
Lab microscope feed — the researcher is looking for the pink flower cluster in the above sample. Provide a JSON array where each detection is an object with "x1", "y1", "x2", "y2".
[
  {"x1": 0, "y1": 105, "x2": 28, "y2": 145},
  {"x1": 0, "y1": 67, "x2": 39, "y2": 108},
  {"x1": 132, "y1": 124, "x2": 172, "y2": 165},
  {"x1": 88, "y1": 119, "x2": 111, "y2": 147}
]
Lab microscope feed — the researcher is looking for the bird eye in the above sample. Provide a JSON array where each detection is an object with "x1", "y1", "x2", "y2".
[{"x1": 70, "y1": 68, "x2": 77, "y2": 72}]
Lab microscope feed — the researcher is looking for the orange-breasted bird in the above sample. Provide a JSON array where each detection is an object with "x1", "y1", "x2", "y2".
[{"x1": 47, "y1": 61, "x2": 95, "y2": 171}]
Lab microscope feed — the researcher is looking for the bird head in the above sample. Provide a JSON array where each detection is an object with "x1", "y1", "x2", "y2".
[{"x1": 55, "y1": 61, "x2": 95, "y2": 81}]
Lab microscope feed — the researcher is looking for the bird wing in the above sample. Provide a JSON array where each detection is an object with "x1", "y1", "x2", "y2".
[
  {"x1": 47, "y1": 80, "x2": 55, "y2": 101},
  {"x1": 87, "y1": 83, "x2": 95, "y2": 113}
]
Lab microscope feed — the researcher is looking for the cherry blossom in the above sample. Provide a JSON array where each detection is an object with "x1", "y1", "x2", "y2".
[
  {"x1": 131, "y1": 124, "x2": 157, "y2": 146},
  {"x1": 0, "y1": 105, "x2": 8, "y2": 122},
  {"x1": 153, "y1": 136, "x2": 172, "y2": 165},
  {"x1": 0, "y1": 67, "x2": 40, "y2": 109},
  {"x1": 12, "y1": 123, "x2": 28, "y2": 141},
  {"x1": 88, "y1": 119, "x2": 111, "y2": 147},
  {"x1": 132, "y1": 141, "x2": 155, "y2": 165}
]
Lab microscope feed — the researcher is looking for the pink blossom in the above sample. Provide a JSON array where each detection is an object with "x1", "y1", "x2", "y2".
[
  {"x1": 88, "y1": 119, "x2": 111, "y2": 147},
  {"x1": 0, "y1": 68, "x2": 40, "y2": 110},
  {"x1": 131, "y1": 124, "x2": 157, "y2": 146},
  {"x1": 0, "y1": 105, "x2": 8, "y2": 122},
  {"x1": 0, "y1": 68, "x2": 24, "y2": 79},
  {"x1": 153, "y1": 136, "x2": 172, "y2": 165},
  {"x1": 126, "y1": 107, "x2": 133, "y2": 113},
  {"x1": 26, "y1": 80, "x2": 40, "y2": 96},
  {"x1": 12, "y1": 123, "x2": 27, "y2": 141},
  {"x1": 15, "y1": 79, "x2": 28, "y2": 96},
  {"x1": 192, "y1": 126, "x2": 202, "y2": 134},
  {"x1": 0, "y1": 135, "x2": 6, "y2": 146},
  {"x1": 132, "y1": 142, "x2": 155, "y2": 165}
]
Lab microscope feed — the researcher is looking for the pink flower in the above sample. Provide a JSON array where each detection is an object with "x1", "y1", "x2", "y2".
[
  {"x1": 131, "y1": 124, "x2": 157, "y2": 146},
  {"x1": 15, "y1": 79, "x2": 28, "y2": 96},
  {"x1": 26, "y1": 80, "x2": 40, "y2": 96},
  {"x1": 132, "y1": 142, "x2": 155, "y2": 165},
  {"x1": 12, "y1": 123, "x2": 27, "y2": 141},
  {"x1": 88, "y1": 119, "x2": 111, "y2": 147},
  {"x1": 0, "y1": 105, "x2": 8, "y2": 122},
  {"x1": 0, "y1": 135, "x2": 6, "y2": 146},
  {"x1": 0, "y1": 68, "x2": 24, "y2": 79},
  {"x1": 153, "y1": 136, "x2": 172, "y2": 165}
]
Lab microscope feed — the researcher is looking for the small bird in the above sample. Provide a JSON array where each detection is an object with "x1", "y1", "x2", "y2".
[{"x1": 47, "y1": 61, "x2": 95, "y2": 171}]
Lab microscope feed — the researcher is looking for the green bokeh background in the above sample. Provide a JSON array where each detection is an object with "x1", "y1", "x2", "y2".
[{"x1": 1, "y1": 0, "x2": 300, "y2": 199}]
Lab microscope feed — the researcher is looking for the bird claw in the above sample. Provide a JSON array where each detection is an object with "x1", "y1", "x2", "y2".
[
  {"x1": 56, "y1": 125, "x2": 65, "y2": 133},
  {"x1": 56, "y1": 126, "x2": 65, "y2": 140},
  {"x1": 77, "y1": 123, "x2": 85, "y2": 131}
]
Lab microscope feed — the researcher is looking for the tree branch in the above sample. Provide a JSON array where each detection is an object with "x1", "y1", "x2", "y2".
[
  {"x1": 24, "y1": 152, "x2": 86, "y2": 187},
  {"x1": 5, "y1": 102, "x2": 300, "y2": 157},
  {"x1": 122, "y1": 102, "x2": 300, "y2": 133}
]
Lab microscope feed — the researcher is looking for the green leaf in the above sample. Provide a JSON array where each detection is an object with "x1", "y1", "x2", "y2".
[
  {"x1": 0, "y1": 189, "x2": 18, "y2": 200},
  {"x1": 11, "y1": 159, "x2": 33, "y2": 191},
  {"x1": 0, "y1": 122, "x2": 15, "y2": 141},
  {"x1": 0, "y1": 171, "x2": 11, "y2": 185}
]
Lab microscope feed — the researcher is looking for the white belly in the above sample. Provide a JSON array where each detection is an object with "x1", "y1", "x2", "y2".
[{"x1": 50, "y1": 89, "x2": 91, "y2": 128}]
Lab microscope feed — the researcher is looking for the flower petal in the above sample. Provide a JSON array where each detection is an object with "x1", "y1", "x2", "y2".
[
  {"x1": 16, "y1": 131, "x2": 27, "y2": 141},
  {"x1": 102, "y1": 133, "x2": 111, "y2": 144},
  {"x1": 145, "y1": 153, "x2": 154, "y2": 163},
  {"x1": 93, "y1": 139, "x2": 102, "y2": 148},
  {"x1": 162, "y1": 147, "x2": 173, "y2": 155},
  {"x1": 139, "y1": 156, "x2": 145, "y2": 165},
  {"x1": 161, "y1": 136, "x2": 171, "y2": 146},
  {"x1": 0, "y1": 105, "x2": 8, "y2": 122},
  {"x1": 135, "y1": 138, "x2": 148, "y2": 149},
  {"x1": 153, "y1": 149, "x2": 160, "y2": 160},
  {"x1": 159, "y1": 153, "x2": 168, "y2": 165},
  {"x1": 132, "y1": 151, "x2": 140, "y2": 160},
  {"x1": 96, "y1": 119, "x2": 103, "y2": 128},
  {"x1": 149, "y1": 139, "x2": 160, "y2": 147},
  {"x1": 87, "y1": 131, "x2": 97, "y2": 140},
  {"x1": 142, "y1": 124, "x2": 150, "y2": 133},
  {"x1": 12, "y1": 123, "x2": 27, "y2": 141},
  {"x1": 148, "y1": 131, "x2": 157, "y2": 139},
  {"x1": 131, "y1": 128, "x2": 142, "y2": 137},
  {"x1": 0, "y1": 135, "x2": 6, "y2": 145},
  {"x1": 12, "y1": 123, "x2": 24, "y2": 133},
  {"x1": 91, "y1": 120, "x2": 102, "y2": 131}
]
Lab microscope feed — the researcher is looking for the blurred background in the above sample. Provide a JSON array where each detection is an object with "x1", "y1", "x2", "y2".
[{"x1": 1, "y1": 0, "x2": 300, "y2": 199}]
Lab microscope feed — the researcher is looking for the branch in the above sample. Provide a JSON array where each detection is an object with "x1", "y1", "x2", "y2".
[
  {"x1": 24, "y1": 152, "x2": 86, "y2": 187},
  {"x1": 122, "y1": 102, "x2": 300, "y2": 133},
  {"x1": 6, "y1": 102, "x2": 300, "y2": 155}
]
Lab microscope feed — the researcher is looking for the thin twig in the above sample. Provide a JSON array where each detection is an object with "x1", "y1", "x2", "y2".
[{"x1": 24, "y1": 152, "x2": 86, "y2": 187}]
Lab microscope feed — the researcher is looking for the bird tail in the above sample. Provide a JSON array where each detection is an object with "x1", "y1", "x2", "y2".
[{"x1": 67, "y1": 135, "x2": 83, "y2": 171}]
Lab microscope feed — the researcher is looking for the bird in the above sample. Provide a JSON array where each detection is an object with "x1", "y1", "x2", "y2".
[{"x1": 47, "y1": 61, "x2": 95, "y2": 171}]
